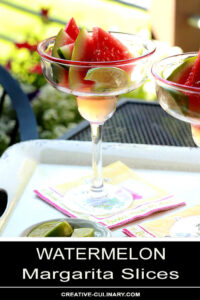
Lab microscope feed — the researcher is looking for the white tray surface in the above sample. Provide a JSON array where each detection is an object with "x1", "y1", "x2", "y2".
[{"x1": 0, "y1": 140, "x2": 200, "y2": 237}]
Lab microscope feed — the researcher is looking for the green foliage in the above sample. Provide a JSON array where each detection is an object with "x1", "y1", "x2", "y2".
[
  {"x1": 0, "y1": 93, "x2": 17, "y2": 155},
  {"x1": 119, "y1": 79, "x2": 157, "y2": 102},
  {"x1": 32, "y1": 85, "x2": 82, "y2": 139},
  {"x1": 11, "y1": 49, "x2": 46, "y2": 89},
  {"x1": 0, "y1": 84, "x2": 83, "y2": 156}
]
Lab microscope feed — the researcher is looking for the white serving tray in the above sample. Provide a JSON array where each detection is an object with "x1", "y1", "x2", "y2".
[{"x1": 0, "y1": 139, "x2": 200, "y2": 237}]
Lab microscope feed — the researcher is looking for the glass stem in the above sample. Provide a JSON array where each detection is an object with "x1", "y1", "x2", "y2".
[{"x1": 90, "y1": 123, "x2": 104, "y2": 193}]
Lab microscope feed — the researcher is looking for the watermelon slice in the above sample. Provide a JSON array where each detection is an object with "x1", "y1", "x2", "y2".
[
  {"x1": 92, "y1": 27, "x2": 132, "y2": 62},
  {"x1": 168, "y1": 51, "x2": 200, "y2": 118},
  {"x1": 53, "y1": 18, "x2": 79, "y2": 60},
  {"x1": 185, "y1": 50, "x2": 200, "y2": 87},
  {"x1": 57, "y1": 42, "x2": 74, "y2": 60},
  {"x1": 51, "y1": 29, "x2": 74, "y2": 85},
  {"x1": 69, "y1": 27, "x2": 94, "y2": 89},
  {"x1": 52, "y1": 29, "x2": 74, "y2": 58},
  {"x1": 185, "y1": 52, "x2": 200, "y2": 115},
  {"x1": 71, "y1": 27, "x2": 94, "y2": 61},
  {"x1": 51, "y1": 19, "x2": 134, "y2": 90},
  {"x1": 65, "y1": 17, "x2": 80, "y2": 40},
  {"x1": 167, "y1": 57, "x2": 196, "y2": 84}
]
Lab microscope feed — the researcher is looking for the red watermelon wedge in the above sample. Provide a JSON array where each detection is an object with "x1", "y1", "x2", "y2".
[
  {"x1": 168, "y1": 51, "x2": 200, "y2": 117},
  {"x1": 51, "y1": 29, "x2": 73, "y2": 85},
  {"x1": 185, "y1": 50, "x2": 200, "y2": 87},
  {"x1": 184, "y1": 51, "x2": 200, "y2": 115},
  {"x1": 52, "y1": 19, "x2": 135, "y2": 89},
  {"x1": 69, "y1": 28, "x2": 94, "y2": 89},
  {"x1": 52, "y1": 19, "x2": 79, "y2": 85},
  {"x1": 52, "y1": 29, "x2": 74, "y2": 58},
  {"x1": 65, "y1": 17, "x2": 80, "y2": 41},
  {"x1": 92, "y1": 27, "x2": 132, "y2": 62}
]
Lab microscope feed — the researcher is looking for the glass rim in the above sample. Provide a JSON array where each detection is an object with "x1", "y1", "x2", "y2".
[
  {"x1": 37, "y1": 31, "x2": 156, "y2": 67},
  {"x1": 151, "y1": 51, "x2": 200, "y2": 93}
]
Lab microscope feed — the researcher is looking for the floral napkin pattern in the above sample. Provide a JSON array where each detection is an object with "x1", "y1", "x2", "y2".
[
  {"x1": 123, "y1": 204, "x2": 200, "y2": 238},
  {"x1": 34, "y1": 161, "x2": 185, "y2": 229}
]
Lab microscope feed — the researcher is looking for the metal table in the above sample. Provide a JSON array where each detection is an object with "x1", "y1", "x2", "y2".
[{"x1": 60, "y1": 98, "x2": 196, "y2": 147}]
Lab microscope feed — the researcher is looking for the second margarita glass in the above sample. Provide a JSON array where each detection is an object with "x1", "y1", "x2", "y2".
[
  {"x1": 151, "y1": 52, "x2": 200, "y2": 147},
  {"x1": 38, "y1": 32, "x2": 155, "y2": 216}
]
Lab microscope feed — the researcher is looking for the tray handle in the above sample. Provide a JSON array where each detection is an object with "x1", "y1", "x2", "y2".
[{"x1": 0, "y1": 189, "x2": 8, "y2": 217}]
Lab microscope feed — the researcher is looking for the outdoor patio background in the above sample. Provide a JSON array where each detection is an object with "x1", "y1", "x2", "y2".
[{"x1": 0, "y1": 0, "x2": 151, "y2": 62}]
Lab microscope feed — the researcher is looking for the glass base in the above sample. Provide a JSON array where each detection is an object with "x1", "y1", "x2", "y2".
[{"x1": 63, "y1": 184, "x2": 133, "y2": 216}]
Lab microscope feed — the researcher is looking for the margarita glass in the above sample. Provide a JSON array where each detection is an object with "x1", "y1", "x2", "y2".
[
  {"x1": 38, "y1": 32, "x2": 155, "y2": 216},
  {"x1": 151, "y1": 52, "x2": 200, "y2": 147}
]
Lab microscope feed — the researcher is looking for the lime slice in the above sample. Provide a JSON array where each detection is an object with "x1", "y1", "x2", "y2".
[
  {"x1": 71, "y1": 227, "x2": 95, "y2": 237},
  {"x1": 27, "y1": 220, "x2": 73, "y2": 237},
  {"x1": 85, "y1": 67, "x2": 129, "y2": 91}
]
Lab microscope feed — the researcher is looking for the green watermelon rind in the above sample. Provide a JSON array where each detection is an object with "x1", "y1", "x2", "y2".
[
  {"x1": 51, "y1": 29, "x2": 73, "y2": 83},
  {"x1": 160, "y1": 86, "x2": 189, "y2": 116},
  {"x1": 69, "y1": 28, "x2": 90, "y2": 89},
  {"x1": 52, "y1": 29, "x2": 71, "y2": 58},
  {"x1": 167, "y1": 56, "x2": 196, "y2": 82},
  {"x1": 57, "y1": 44, "x2": 74, "y2": 60},
  {"x1": 164, "y1": 88, "x2": 189, "y2": 116}
]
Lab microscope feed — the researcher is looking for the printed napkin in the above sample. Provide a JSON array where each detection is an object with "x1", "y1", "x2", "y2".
[
  {"x1": 123, "y1": 204, "x2": 200, "y2": 237},
  {"x1": 34, "y1": 161, "x2": 185, "y2": 229}
]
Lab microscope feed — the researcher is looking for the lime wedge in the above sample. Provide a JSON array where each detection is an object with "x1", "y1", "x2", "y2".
[
  {"x1": 85, "y1": 67, "x2": 129, "y2": 91},
  {"x1": 71, "y1": 227, "x2": 95, "y2": 237},
  {"x1": 27, "y1": 220, "x2": 73, "y2": 237}
]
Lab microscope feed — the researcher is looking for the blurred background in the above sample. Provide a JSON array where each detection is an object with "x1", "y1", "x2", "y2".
[{"x1": 0, "y1": 0, "x2": 200, "y2": 154}]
